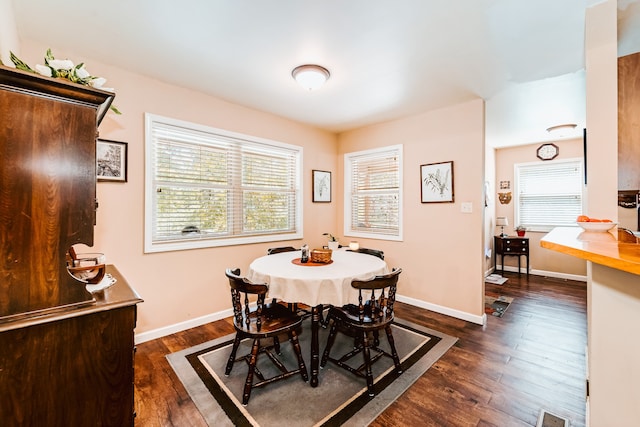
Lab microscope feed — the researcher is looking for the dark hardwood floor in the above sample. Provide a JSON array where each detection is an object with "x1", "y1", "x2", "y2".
[{"x1": 134, "y1": 272, "x2": 587, "y2": 426}]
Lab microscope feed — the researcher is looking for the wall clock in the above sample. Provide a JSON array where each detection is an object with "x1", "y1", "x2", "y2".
[{"x1": 536, "y1": 143, "x2": 559, "y2": 161}]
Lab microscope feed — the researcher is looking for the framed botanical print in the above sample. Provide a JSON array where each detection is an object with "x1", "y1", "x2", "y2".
[
  {"x1": 97, "y1": 139, "x2": 128, "y2": 182},
  {"x1": 312, "y1": 170, "x2": 331, "y2": 202},
  {"x1": 421, "y1": 161, "x2": 454, "y2": 203}
]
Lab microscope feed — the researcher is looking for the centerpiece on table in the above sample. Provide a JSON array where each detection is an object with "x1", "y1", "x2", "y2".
[{"x1": 323, "y1": 233, "x2": 340, "y2": 251}]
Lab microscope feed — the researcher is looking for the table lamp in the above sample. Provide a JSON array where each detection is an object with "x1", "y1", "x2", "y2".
[{"x1": 496, "y1": 216, "x2": 508, "y2": 237}]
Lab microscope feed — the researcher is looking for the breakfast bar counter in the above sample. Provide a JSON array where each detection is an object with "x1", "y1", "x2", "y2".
[
  {"x1": 541, "y1": 226, "x2": 640, "y2": 426},
  {"x1": 540, "y1": 226, "x2": 640, "y2": 275}
]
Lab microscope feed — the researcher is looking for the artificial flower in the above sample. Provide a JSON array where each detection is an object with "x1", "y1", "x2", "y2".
[
  {"x1": 7, "y1": 49, "x2": 121, "y2": 115},
  {"x1": 90, "y1": 76, "x2": 106, "y2": 88},
  {"x1": 75, "y1": 66, "x2": 90, "y2": 79},
  {"x1": 34, "y1": 63, "x2": 52, "y2": 77},
  {"x1": 47, "y1": 58, "x2": 74, "y2": 71}
]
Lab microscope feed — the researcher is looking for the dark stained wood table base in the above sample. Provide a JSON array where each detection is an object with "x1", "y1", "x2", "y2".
[{"x1": 310, "y1": 305, "x2": 322, "y2": 387}]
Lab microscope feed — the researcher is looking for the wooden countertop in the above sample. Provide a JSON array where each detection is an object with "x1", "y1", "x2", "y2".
[{"x1": 540, "y1": 227, "x2": 640, "y2": 275}]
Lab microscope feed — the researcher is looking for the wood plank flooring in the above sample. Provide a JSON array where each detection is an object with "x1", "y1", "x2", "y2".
[{"x1": 134, "y1": 272, "x2": 587, "y2": 426}]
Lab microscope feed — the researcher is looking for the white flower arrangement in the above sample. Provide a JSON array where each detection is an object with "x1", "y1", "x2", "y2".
[{"x1": 2, "y1": 49, "x2": 120, "y2": 115}]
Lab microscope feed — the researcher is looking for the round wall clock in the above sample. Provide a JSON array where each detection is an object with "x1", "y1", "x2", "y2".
[{"x1": 536, "y1": 143, "x2": 559, "y2": 161}]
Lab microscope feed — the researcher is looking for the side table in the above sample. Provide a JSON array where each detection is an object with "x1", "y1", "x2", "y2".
[{"x1": 494, "y1": 236, "x2": 529, "y2": 277}]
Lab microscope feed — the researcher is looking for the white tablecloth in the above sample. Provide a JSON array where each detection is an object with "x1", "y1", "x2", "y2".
[{"x1": 247, "y1": 249, "x2": 388, "y2": 307}]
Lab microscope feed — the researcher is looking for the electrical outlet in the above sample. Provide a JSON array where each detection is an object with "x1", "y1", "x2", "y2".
[{"x1": 461, "y1": 202, "x2": 473, "y2": 213}]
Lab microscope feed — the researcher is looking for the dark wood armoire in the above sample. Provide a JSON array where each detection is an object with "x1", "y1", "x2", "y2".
[{"x1": 0, "y1": 66, "x2": 142, "y2": 425}]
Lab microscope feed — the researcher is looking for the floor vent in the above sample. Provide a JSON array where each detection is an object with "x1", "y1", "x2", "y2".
[{"x1": 536, "y1": 409, "x2": 569, "y2": 427}]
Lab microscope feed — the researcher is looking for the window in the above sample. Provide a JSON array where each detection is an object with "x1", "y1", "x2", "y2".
[
  {"x1": 144, "y1": 114, "x2": 302, "y2": 253},
  {"x1": 344, "y1": 145, "x2": 402, "y2": 241},
  {"x1": 514, "y1": 158, "x2": 584, "y2": 232}
]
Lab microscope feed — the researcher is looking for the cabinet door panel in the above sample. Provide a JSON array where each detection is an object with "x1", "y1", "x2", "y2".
[
  {"x1": 0, "y1": 307, "x2": 137, "y2": 425},
  {"x1": 0, "y1": 75, "x2": 106, "y2": 318}
]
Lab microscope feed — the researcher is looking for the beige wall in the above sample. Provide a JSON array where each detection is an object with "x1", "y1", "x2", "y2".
[
  {"x1": 20, "y1": 40, "x2": 339, "y2": 334},
  {"x1": 12, "y1": 19, "x2": 509, "y2": 333},
  {"x1": 338, "y1": 99, "x2": 486, "y2": 321},
  {"x1": 0, "y1": 0, "x2": 19, "y2": 64},
  {"x1": 495, "y1": 139, "x2": 587, "y2": 277},
  {"x1": 16, "y1": 38, "x2": 488, "y2": 335}
]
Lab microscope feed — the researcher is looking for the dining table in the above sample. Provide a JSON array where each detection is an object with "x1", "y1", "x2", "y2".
[{"x1": 247, "y1": 248, "x2": 388, "y2": 387}]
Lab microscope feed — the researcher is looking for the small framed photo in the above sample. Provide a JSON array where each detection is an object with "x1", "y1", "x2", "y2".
[
  {"x1": 421, "y1": 161, "x2": 454, "y2": 203},
  {"x1": 312, "y1": 170, "x2": 331, "y2": 202},
  {"x1": 97, "y1": 139, "x2": 128, "y2": 182}
]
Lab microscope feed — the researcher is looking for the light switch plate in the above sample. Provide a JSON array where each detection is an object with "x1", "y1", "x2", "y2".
[{"x1": 461, "y1": 202, "x2": 473, "y2": 213}]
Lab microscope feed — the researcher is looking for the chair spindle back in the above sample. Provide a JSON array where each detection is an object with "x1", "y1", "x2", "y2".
[
  {"x1": 351, "y1": 268, "x2": 401, "y2": 322},
  {"x1": 226, "y1": 268, "x2": 269, "y2": 332}
]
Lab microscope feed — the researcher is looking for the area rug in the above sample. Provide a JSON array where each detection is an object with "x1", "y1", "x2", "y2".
[
  {"x1": 485, "y1": 273, "x2": 508, "y2": 285},
  {"x1": 485, "y1": 292, "x2": 514, "y2": 317},
  {"x1": 167, "y1": 317, "x2": 457, "y2": 427}
]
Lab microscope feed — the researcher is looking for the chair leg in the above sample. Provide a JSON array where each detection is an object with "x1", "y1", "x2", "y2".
[
  {"x1": 273, "y1": 336, "x2": 281, "y2": 354},
  {"x1": 317, "y1": 304, "x2": 325, "y2": 326},
  {"x1": 289, "y1": 329, "x2": 309, "y2": 381},
  {"x1": 353, "y1": 333, "x2": 367, "y2": 349},
  {"x1": 242, "y1": 338, "x2": 260, "y2": 405},
  {"x1": 225, "y1": 334, "x2": 242, "y2": 376},
  {"x1": 385, "y1": 325, "x2": 402, "y2": 373},
  {"x1": 320, "y1": 319, "x2": 339, "y2": 367},
  {"x1": 361, "y1": 332, "x2": 375, "y2": 397}
]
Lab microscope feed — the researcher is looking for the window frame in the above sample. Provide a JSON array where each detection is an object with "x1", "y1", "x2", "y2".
[
  {"x1": 144, "y1": 113, "x2": 303, "y2": 253},
  {"x1": 514, "y1": 157, "x2": 584, "y2": 233},
  {"x1": 343, "y1": 144, "x2": 403, "y2": 241}
]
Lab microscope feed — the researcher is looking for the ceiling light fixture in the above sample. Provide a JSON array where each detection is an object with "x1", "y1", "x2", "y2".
[
  {"x1": 291, "y1": 64, "x2": 330, "y2": 91},
  {"x1": 546, "y1": 123, "x2": 577, "y2": 136}
]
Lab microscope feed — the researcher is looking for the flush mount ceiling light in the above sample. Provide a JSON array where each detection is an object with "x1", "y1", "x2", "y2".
[
  {"x1": 291, "y1": 64, "x2": 330, "y2": 91},
  {"x1": 546, "y1": 123, "x2": 577, "y2": 136}
]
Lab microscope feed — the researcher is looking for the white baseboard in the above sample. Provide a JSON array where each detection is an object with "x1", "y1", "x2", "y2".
[
  {"x1": 530, "y1": 268, "x2": 587, "y2": 282},
  {"x1": 495, "y1": 265, "x2": 587, "y2": 282},
  {"x1": 135, "y1": 308, "x2": 233, "y2": 344},
  {"x1": 136, "y1": 295, "x2": 486, "y2": 344},
  {"x1": 396, "y1": 294, "x2": 486, "y2": 325}
]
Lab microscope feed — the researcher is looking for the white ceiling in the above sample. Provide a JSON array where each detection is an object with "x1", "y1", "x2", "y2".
[{"x1": 10, "y1": 0, "x2": 640, "y2": 146}]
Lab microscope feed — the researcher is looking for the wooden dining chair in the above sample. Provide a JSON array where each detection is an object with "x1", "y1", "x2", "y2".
[
  {"x1": 618, "y1": 227, "x2": 639, "y2": 243},
  {"x1": 320, "y1": 268, "x2": 402, "y2": 397},
  {"x1": 224, "y1": 268, "x2": 308, "y2": 405},
  {"x1": 267, "y1": 246, "x2": 298, "y2": 255},
  {"x1": 346, "y1": 247, "x2": 384, "y2": 260}
]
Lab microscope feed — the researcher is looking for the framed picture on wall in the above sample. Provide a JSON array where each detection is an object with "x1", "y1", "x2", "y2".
[
  {"x1": 97, "y1": 139, "x2": 128, "y2": 182},
  {"x1": 421, "y1": 161, "x2": 454, "y2": 203},
  {"x1": 312, "y1": 170, "x2": 331, "y2": 202}
]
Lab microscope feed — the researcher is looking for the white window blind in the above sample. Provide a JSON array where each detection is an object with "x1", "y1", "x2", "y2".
[
  {"x1": 515, "y1": 158, "x2": 584, "y2": 232},
  {"x1": 145, "y1": 114, "x2": 302, "y2": 252},
  {"x1": 344, "y1": 145, "x2": 402, "y2": 241}
]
